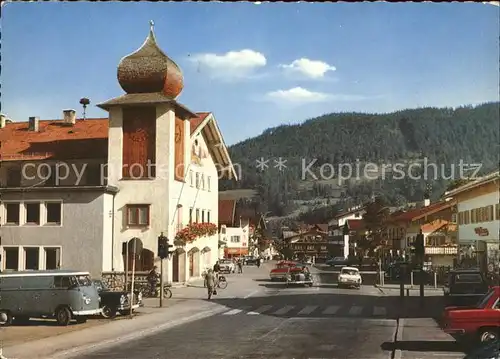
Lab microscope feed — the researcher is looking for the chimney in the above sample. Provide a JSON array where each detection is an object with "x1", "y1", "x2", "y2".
[
  {"x1": 424, "y1": 198, "x2": 430, "y2": 207},
  {"x1": 0, "y1": 114, "x2": 6, "y2": 129},
  {"x1": 29, "y1": 116, "x2": 40, "y2": 132},
  {"x1": 63, "y1": 109, "x2": 76, "y2": 125}
]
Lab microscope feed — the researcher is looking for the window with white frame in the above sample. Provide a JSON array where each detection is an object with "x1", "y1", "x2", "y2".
[
  {"x1": 24, "y1": 247, "x2": 40, "y2": 270},
  {"x1": 207, "y1": 176, "x2": 211, "y2": 191},
  {"x1": 195, "y1": 173, "x2": 200, "y2": 188},
  {"x1": 230, "y1": 235, "x2": 241, "y2": 243},
  {"x1": 201, "y1": 174, "x2": 205, "y2": 190},
  {"x1": 45, "y1": 247, "x2": 61, "y2": 269},
  {"x1": 3, "y1": 247, "x2": 19, "y2": 270},
  {"x1": 201, "y1": 210, "x2": 205, "y2": 223},
  {"x1": 207, "y1": 210, "x2": 211, "y2": 223},
  {"x1": 25, "y1": 202, "x2": 41, "y2": 225},
  {"x1": 1, "y1": 246, "x2": 62, "y2": 271},
  {"x1": 189, "y1": 170, "x2": 194, "y2": 187},
  {"x1": 46, "y1": 202, "x2": 62, "y2": 225},
  {"x1": 5, "y1": 203, "x2": 20, "y2": 225}
]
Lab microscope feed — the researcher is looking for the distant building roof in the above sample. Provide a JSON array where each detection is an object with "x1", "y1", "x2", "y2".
[
  {"x1": 219, "y1": 199, "x2": 236, "y2": 226},
  {"x1": 390, "y1": 200, "x2": 455, "y2": 223}
]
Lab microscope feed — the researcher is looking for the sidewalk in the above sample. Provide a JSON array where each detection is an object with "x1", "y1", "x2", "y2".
[
  {"x1": 376, "y1": 284, "x2": 444, "y2": 292},
  {"x1": 395, "y1": 318, "x2": 463, "y2": 359},
  {"x1": 1, "y1": 272, "x2": 266, "y2": 359},
  {"x1": 2, "y1": 298, "x2": 226, "y2": 359}
]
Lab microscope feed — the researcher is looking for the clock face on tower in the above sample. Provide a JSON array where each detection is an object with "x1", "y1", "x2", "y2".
[{"x1": 175, "y1": 124, "x2": 181, "y2": 143}]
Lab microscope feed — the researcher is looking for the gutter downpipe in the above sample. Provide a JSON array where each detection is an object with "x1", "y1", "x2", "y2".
[{"x1": 111, "y1": 191, "x2": 116, "y2": 272}]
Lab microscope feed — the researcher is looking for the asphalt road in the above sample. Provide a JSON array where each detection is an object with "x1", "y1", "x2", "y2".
[
  {"x1": 74, "y1": 263, "x2": 465, "y2": 359},
  {"x1": 78, "y1": 282, "x2": 397, "y2": 359}
]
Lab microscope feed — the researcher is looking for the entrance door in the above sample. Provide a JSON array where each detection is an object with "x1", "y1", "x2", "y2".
[
  {"x1": 172, "y1": 253, "x2": 179, "y2": 282},
  {"x1": 189, "y1": 252, "x2": 194, "y2": 277}
]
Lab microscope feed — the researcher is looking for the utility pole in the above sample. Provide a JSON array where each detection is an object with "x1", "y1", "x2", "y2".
[{"x1": 416, "y1": 229, "x2": 425, "y2": 307}]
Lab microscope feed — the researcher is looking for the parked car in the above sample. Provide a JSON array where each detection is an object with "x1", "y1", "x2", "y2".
[
  {"x1": 326, "y1": 257, "x2": 352, "y2": 267},
  {"x1": 0, "y1": 270, "x2": 101, "y2": 326},
  {"x1": 338, "y1": 267, "x2": 362, "y2": 289},
  {"x1": 245, "y1": 256, "x2": 261, "y2": 266},
  {"x1": 219, "y1": 259, "x2": 236, "y2": 273},
  {"x1": 92, "y1": 279, "x2": 142, "y2": 319},
  {"x1": 443, "y1": 269, "x2": 490, "y2": 307},
  {"x1": 442, "y1": 286, "x2": 500, "y2": 344},
  {"x1": 270, "y1": 261, "x2": 297, "y2": 281}
]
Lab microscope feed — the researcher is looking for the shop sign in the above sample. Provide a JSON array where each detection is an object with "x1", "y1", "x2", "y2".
[{"x1": 474, "y1": 227, "x2": 489, "y2": 236}]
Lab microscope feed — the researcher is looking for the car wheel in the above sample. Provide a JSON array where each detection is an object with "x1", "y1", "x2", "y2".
[
  {"x1": 0, "y1": 310, "x2": 12, "y2": 326},
  {"x1": 101, "y1": 305, "x2": 117, "y2": 319},
  {"x1": 479, "y1": 327, "x2": 498, "y2": 343},
  {"x1": 55, "y1": 306, "x2": 72, "y2": 326}
]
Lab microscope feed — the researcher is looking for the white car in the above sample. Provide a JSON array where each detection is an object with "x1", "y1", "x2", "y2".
[
  {"x1": 338, "y1": 266, "x2": 362, "y2": 289},
  {"x1": 219, "y1": 260, "x2": 235, "y2": 273}
]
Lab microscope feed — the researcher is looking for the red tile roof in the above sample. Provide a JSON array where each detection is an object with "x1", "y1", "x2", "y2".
[
  {"x1": 0, "y1": 113, "x2": 211, "y2": 161},
  {"x1": 219, "y1": 199, "x2": 236, "y2": 226},
  {"x1": 346, "y1": 219, "x2": 364, "y2": 231},
  {"x1": 190, "y1": 112, "x2": 210, "y2": 134},
  {"x1": 390, "y1": 201, "x2": 453, "y2": 223}
]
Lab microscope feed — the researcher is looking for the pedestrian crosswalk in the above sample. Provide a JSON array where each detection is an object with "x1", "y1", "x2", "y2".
[{"x1": 218, "y1": 304, "x2": 389, "y2": 318}]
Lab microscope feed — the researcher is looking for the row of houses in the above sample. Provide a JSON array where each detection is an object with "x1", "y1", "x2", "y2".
[
  {"x1": 0, "y1": 26, "x2": 240, "y2": 284},
  {"x1": 280, "y1": 172, "x2": 499, "y2": 271}
]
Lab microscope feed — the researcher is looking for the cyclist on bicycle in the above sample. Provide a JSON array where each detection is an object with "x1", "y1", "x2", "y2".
[
  {"x1": 213, "y1": 261, "x2": 221, "y2": 282},
  {"x1": 147, "y1": 266, "x2": 160, "y2": 295}
]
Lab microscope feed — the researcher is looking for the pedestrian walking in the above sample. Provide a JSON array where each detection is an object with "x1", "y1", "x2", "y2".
[{"x1": 237, "y1": 259, "x2": 243, "y2": 274}]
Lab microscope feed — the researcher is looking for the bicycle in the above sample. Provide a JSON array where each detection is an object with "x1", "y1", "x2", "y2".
[{"x1": 140, "y1": 282, "x2": 173, "y2": 299}]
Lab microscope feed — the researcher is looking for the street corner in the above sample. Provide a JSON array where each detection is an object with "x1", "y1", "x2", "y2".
[{"x1": 1, "y1": 317, "x2": 111, "y2": 354}]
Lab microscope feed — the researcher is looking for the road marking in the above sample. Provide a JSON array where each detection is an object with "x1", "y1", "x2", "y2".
[
  {"x1": 373, "y1": 306, "x2": 386, "y2": 316},
  {"x1": 273, "y1": 305, "x2": 295, "y2": 315},
  {"x1": 348, "y1": 306, "x2": 363, "y2": 315},
  {"x1": 322, "y1": 305, "x2": 340, "y2": 315},
  {"x1": 223, "y1": 308, "x2": 243, "y2": 315},
  {"x1": 223, "y1": 306, "x2": 251, "y2": 315},
  {"x1": 297, "y1": 305, "x2": 318, "y2": 315},
  {"x1": 244, "y1": 289, "x2": 261, "y2": 299},
  {"x1": 248, "y1": 305, "x2": 273, "y2": 315}
]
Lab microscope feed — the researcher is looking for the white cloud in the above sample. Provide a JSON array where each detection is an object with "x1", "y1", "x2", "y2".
[
  {"x1": 280, "y1": 58, "x2": 336, "y2": 79},
  {"x1": 265, "y1": 87, "x2": 371, "y2": 104},
  {"x1": 190, "y1": 49, "x2": 267, "y2": 80},
  {"x1": 266, "y1": 87, "x2": 330, "y2": 103}
]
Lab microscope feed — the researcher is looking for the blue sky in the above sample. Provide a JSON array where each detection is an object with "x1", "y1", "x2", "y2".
[{"x1": 2, "y1": 2, "x2": 499, "y2": 145}]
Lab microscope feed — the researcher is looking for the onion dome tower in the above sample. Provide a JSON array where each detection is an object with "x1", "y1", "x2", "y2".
[{"x1": 117, "y1": 20, "x2": 184, "y2": 99}]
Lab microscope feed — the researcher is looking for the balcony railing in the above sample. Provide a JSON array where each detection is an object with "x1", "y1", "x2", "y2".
[{"x1": 425, "y1": 246, "x2": 458, "y2": 255}]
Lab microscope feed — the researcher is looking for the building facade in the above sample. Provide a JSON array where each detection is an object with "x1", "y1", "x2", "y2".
[
  {"x1": 0, "y1": 25, "x2": 238, "y2": 283},
  {"x1": 446, "y1": 172, "x2": 500, "y2": 271},
  {"x1": 388, "y1": 200, "x2": 458, "y2": 266}
]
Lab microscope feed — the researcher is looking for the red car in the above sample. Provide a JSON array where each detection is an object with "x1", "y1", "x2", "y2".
[
  {"x1": 442, "y1": 286, "x2": 500, "y2": 343},
  {"x1": 270, "y1": 261, "x2": 297, "y2": 281}
]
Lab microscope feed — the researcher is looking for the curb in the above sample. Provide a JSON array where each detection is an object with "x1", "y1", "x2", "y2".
[{"x1": 49, "y1": 306, "x2": 227, "y2": 359}]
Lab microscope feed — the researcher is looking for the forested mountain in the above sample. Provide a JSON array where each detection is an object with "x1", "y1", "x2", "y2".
[{"x1": 221, "y1": 102, "x2": 499, "y2": 216}]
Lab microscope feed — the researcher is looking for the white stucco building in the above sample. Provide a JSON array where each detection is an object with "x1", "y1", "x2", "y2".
[
  {"x1": 445, "y1": 171, "x2": 500, "y2": 271},
  {"x1": 0, "y1": 25, "x2": 238, "y2": 284},
  {"x1": 219, "y1": 224, "x2": 250, "y2": 258}
]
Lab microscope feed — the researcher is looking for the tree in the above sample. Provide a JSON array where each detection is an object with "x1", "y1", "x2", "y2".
[{"x1": 362, "y1": 198, "x2": 390, "y2": 251}]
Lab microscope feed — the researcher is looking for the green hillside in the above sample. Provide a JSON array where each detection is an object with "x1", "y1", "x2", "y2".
[{"x1": 221, "y1": 102, "x2": 500, "y2": 216}]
